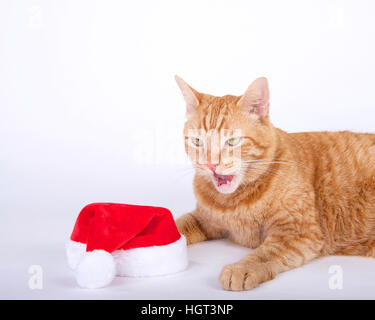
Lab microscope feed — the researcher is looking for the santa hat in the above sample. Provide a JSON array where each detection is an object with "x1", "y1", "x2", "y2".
[{"x1": 66, "y1": 203, "x2": 188, "y2": 289}]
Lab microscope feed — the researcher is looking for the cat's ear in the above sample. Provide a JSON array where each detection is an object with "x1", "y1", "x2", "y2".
[
  {"x1": 175, "y1": 75, "x2": 200, "y2": 115},
  {"x1": 237, "y1": 77, "x2": 270, "y2": 118}
]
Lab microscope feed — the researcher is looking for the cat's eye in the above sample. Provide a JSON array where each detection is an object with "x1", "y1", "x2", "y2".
[
  {"x1": 190, "y1": 137, "x2": 203, "y2": 147},
  {"x1": 226, "y1": 137, "x2": 242, "y2": 146}
]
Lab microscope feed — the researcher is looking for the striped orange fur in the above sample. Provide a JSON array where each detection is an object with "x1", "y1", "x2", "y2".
[{"x1": 175, "y1": 76, "x2": 375, "y2": 291}]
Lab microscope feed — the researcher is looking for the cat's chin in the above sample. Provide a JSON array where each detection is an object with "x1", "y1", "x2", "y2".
[{"x1": 211, "y1": 174, "x2": 241, "y2": 194}]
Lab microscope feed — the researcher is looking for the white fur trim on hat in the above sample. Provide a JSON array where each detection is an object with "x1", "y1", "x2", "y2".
[
  {"x1": 75, "y1": 250, "x2": 116, "y2": 289},
  {"x1": 113, "y1": 235, "x2": 188, "y2": 277},
  {"x1": 66, "y1": 235, "x2": 188, "y2": 288}
]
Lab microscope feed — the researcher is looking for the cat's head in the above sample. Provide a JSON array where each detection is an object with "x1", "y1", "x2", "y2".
[{"x1": 176, "y1": 76, "x2": 277, "y2": 194}]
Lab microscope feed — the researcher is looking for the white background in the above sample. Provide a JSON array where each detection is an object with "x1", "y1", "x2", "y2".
[{"x1": 1, "y1": 0, "x2": 375, "y2": 299}]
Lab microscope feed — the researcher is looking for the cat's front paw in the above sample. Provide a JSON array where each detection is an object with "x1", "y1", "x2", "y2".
[
  {"x1": 175, "y1": 214, "x2": 207, "y2": 245},
  {"x1": 219, "y1": 263, "x2": 260, "y2": 291},
  {"x1": 175, "y1": 218, "x2": 193, "y2": 245}
]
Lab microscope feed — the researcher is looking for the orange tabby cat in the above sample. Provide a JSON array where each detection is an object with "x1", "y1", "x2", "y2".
[{"x1": 174, "y1": 75, "x2": 375, "y2": 291}]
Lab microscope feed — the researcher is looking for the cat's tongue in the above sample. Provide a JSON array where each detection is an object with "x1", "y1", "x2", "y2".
[{"x1": 214, "y1": 172, "x2": 234, "y2": 186}]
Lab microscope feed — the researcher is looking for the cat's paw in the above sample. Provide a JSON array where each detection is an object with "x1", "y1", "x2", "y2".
[
  {"x1": 219, "y1": 263, "x2": 259, "y2": 291},
  {"x1": 181, "y1": 233, "x2": 194, "y2": 245},
  {"x1": 175, "y1": 214, "x2": 207, "y2": 245},
  {"x1": 175, "y1": 220, "x2": 193, "y2": 245}
]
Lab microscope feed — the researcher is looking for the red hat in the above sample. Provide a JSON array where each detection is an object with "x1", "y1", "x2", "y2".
[{"x1": 66, "y1": 203, "x2": 188, "y2": 288}]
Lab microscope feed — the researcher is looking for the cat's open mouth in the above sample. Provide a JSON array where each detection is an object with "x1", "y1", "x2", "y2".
[
  {"x1": 213, "y1": 172, "x2": 234, "y2": 186},
  {"x1": 211, "y1": 171, "x2": 240, "y2": 194}
]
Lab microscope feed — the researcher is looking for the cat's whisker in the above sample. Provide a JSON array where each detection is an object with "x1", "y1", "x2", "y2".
[
  {"x1": 242, "y1": 158, "x2": 303, "y2": 164},
  {"x1": 171, "y1": 171, "x2": 195, "y2": 183},
  {"x1": 242, "y1": 159, "x2": 303, "y2": 167},
  {"x1": 241, "y1": 165, "x2": 287, "y2": 181},
  {"x1": 241, "y1": 159, "x2": 310, "y2": 172},
  {"x1": 171, "y1": 165, "x2": 205, "y2": 182}
]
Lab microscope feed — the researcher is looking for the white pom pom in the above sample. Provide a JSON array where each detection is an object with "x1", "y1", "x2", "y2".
[{"x1": 75, "y1": 250, "x2": 116, "y2": 289}]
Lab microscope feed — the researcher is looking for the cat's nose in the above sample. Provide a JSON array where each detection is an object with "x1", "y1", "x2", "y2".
[{"x1": 206, "y1": 163, "x2": 217, "y2": 172}]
